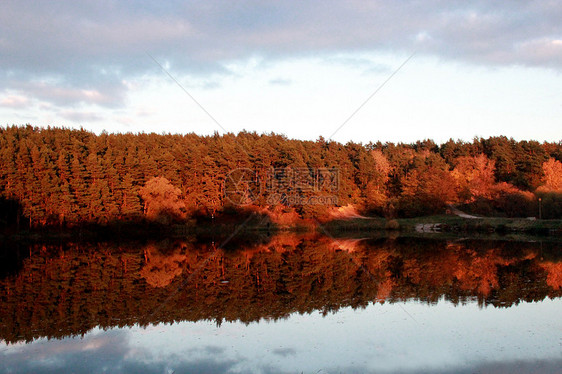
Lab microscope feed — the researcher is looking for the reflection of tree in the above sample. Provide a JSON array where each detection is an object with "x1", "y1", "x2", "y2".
[
  {"x1": 140, "y1": 244, "x2": 187, "y2": 287},
  {"x1": 453, "y1": 251, "x2": 513, "y2": 296},
  {"x1": 540, "y1": 262, "x2": 562, "y2": 290},
  {"x1": 0, "y1": 236, "x2": 561, "y2": 344}
]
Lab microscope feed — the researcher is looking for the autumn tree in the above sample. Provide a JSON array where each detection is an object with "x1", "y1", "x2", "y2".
[
  {"x1": 139, "y1": 177, "x2": 186, "y2": 224},
  {"x1": 120, "y1": 173, "x2": 142, "y2": 218},
  {"x1": 2, "y1": 126, "x2": 562, "y2": 224},
  {"x1": 362, "y1": 149, "x2": 390, "y2": 214},
  {"x1": 535, "y1": 158, "x2": 562, "y2": 219},
  {"x1": 398, "y1": 153, "x2": 458, "y2": 216},
  {"x1": 541, "y1": 158, "x2": 562, "y2": 191},
  {"x1": 451, "y1": 154, "x2": 496, "y2": 201}
]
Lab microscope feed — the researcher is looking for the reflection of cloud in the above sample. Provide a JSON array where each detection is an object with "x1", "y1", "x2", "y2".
[
  {"x1": 202, "y1": 345, "x2": 226, "y2": 355},
  {"x1": 2, "y1": 296, "x2": 562, "y2": 374},
  {"x1": 385, "y1": 358, "x2": 562, "y2": 374},
  {"x1": 271, "y1": 347, "x2": 296, "y2": 357},
  {"x1": 0, "y1": 329, "x2": 239, "y2": 374},
  {"x1": 0, "y1": 329, "x2": 130, "y2": 373},
  {"x1": 2, "y1": 331, "x2": 561, "y2": 374}
]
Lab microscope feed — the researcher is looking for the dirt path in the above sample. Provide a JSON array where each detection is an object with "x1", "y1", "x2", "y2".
[
  {"x1": 331, "y1": 205, "x2": 374, "y2": 220},
  {"x1": 447, "y1": 204, "x2": 480, "y2": 219}
]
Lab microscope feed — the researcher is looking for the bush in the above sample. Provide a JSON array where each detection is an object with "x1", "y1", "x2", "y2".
[{"x1": 385, "y1": 219, "x2": 400, "y2": 230}]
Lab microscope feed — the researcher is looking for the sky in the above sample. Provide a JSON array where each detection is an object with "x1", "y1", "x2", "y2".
[{"x1": 1, "y1": 0, "x2": 561, "y2": 144}]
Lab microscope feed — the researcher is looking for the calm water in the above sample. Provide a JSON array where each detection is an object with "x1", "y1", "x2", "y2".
[{"x1": 1, "y1": 234, "x2": 561, "y2": 373}]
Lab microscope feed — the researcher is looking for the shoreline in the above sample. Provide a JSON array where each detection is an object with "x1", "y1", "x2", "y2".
[
  {"x1": 1, "y1": 215, "x2": 561, "y2": 243},
  {"x1": 323, "y1": 216, "x2": 562, "y2": 236}
]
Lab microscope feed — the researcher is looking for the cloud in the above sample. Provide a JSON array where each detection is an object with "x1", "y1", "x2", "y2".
[
  {"x1": 1, "y1": 0, "x2": 562, "y2": 117},
  {"x1": 4, "y1": 1, "x2": 562, "y2": 71},
  {"x1": 515, "y1": 38, "x2": 562, "y2": 65},
  {"x1": 59, "y1": 110, "x2": 104, "y2": 123},
  {"x1": 269, "y1": 78, "x2": 292, "y2": 86},
  {"x1": 23, "y1": 82, "x2": 122, "y2": 107},
  {"x1": 0, "y1": 95, "x2": 30, "y2": 108}
]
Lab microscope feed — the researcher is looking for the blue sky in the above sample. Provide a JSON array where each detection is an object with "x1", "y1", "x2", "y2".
[{"x1": 1, "y1": 1, "x2": 561, "y2": 144}]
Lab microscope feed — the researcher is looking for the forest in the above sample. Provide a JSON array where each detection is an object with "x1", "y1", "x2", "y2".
[{"x1": 1, "y1": 125, "x2": 562, "y2": 229}]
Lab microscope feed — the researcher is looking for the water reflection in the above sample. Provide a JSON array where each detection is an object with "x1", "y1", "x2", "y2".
[
  {"x1": 1, "y1": 300, "x2": 561, "y2": 374},
  {"x1": 0, "y1": 233, "x2": 560, "y2": 345}
]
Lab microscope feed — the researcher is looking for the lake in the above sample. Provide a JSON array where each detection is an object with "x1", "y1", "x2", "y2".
[{"x1": 1, "y1": 233, "x2": 561, "y2": 373}]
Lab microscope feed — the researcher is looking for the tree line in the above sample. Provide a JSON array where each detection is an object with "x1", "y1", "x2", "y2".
[{"x1": 1, "y1": 125, "x2": 562, "y2": 227}]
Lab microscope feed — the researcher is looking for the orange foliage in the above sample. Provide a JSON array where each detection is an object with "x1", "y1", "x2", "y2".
[
  {"x1": 541, "y1": 158, "x2": 562, "y2": 191},
  {"x1": 404, "y1": 249, "x2": 459, "y2": 287},
  {"x1": 139, "y1": 177, "x2": 186, "y2": 223},
  {"x1": 264, "y1": 205, "x2": 302, "y2": 226},
  {"x1": 452, "y1": 154, "x2": 496, "y2": 201},
  {"x1": 399, "y1": 162, "x2": 458, "y2": 215},
  {"x1": 329, "y1": 204, "x2": 371, "y2": 220},
  {"x1": 453, "y1": 251, "x2": 512, "y2": 296},
  {"x1": 370, "y1": 149, "x2": 390, "y2": 183},
  {"x1": 241, "y1": 232, "x2": 308, "y2": 262},
  {"x1": 376, "y1": 278, "x2": 394, "y2": 302},
  {"x1": 362, "y1": 181, "x2": 388, "y2": 213},
  {"x1": 328, "y1": 238, "x2": 364, "y2": 253},
  {"x1": 139, "y1": 244, "x2": 187, "y2": 287},
  {"x1": 540, "y1": 262, "x2": 562, "y2": 290}
]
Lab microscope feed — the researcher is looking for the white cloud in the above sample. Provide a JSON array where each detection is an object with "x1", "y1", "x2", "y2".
[
  {"x1": 269, "y1": 78, "x2": 292, "y2": 86},
  {"x1": 5, "y1": 81, "x2": 125, "y2": 108},
  {"x1": 59, "y1": 110, "x2": 104, "y2": 123},
  {"x1": 0, "y1": 94, "x2": 30, "y2": 108},
  {"x1": 1, "y1": 1, "x2": 562, "y2": 142},
  {"x1": 514, "y1": 38, "x2": 562, "y2": 65}
]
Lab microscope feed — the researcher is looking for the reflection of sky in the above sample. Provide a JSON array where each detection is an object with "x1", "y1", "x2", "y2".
[{"x1": 1, "y1": 298, "x2": 561, "y2": 374}]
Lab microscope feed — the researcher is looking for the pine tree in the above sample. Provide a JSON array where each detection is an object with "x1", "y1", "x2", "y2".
[{"x1": 121, "y1": 173, "x2": 142, "y2": 218}]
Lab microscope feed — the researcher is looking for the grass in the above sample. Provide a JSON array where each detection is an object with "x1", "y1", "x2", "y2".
[{"x1": 323, "y1": 215, "x2": 562, "y2": 237}]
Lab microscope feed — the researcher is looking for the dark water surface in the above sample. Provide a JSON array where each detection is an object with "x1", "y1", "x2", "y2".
[{"x1": 1, "y1": 234, "x2": 561, "y2": 373}]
